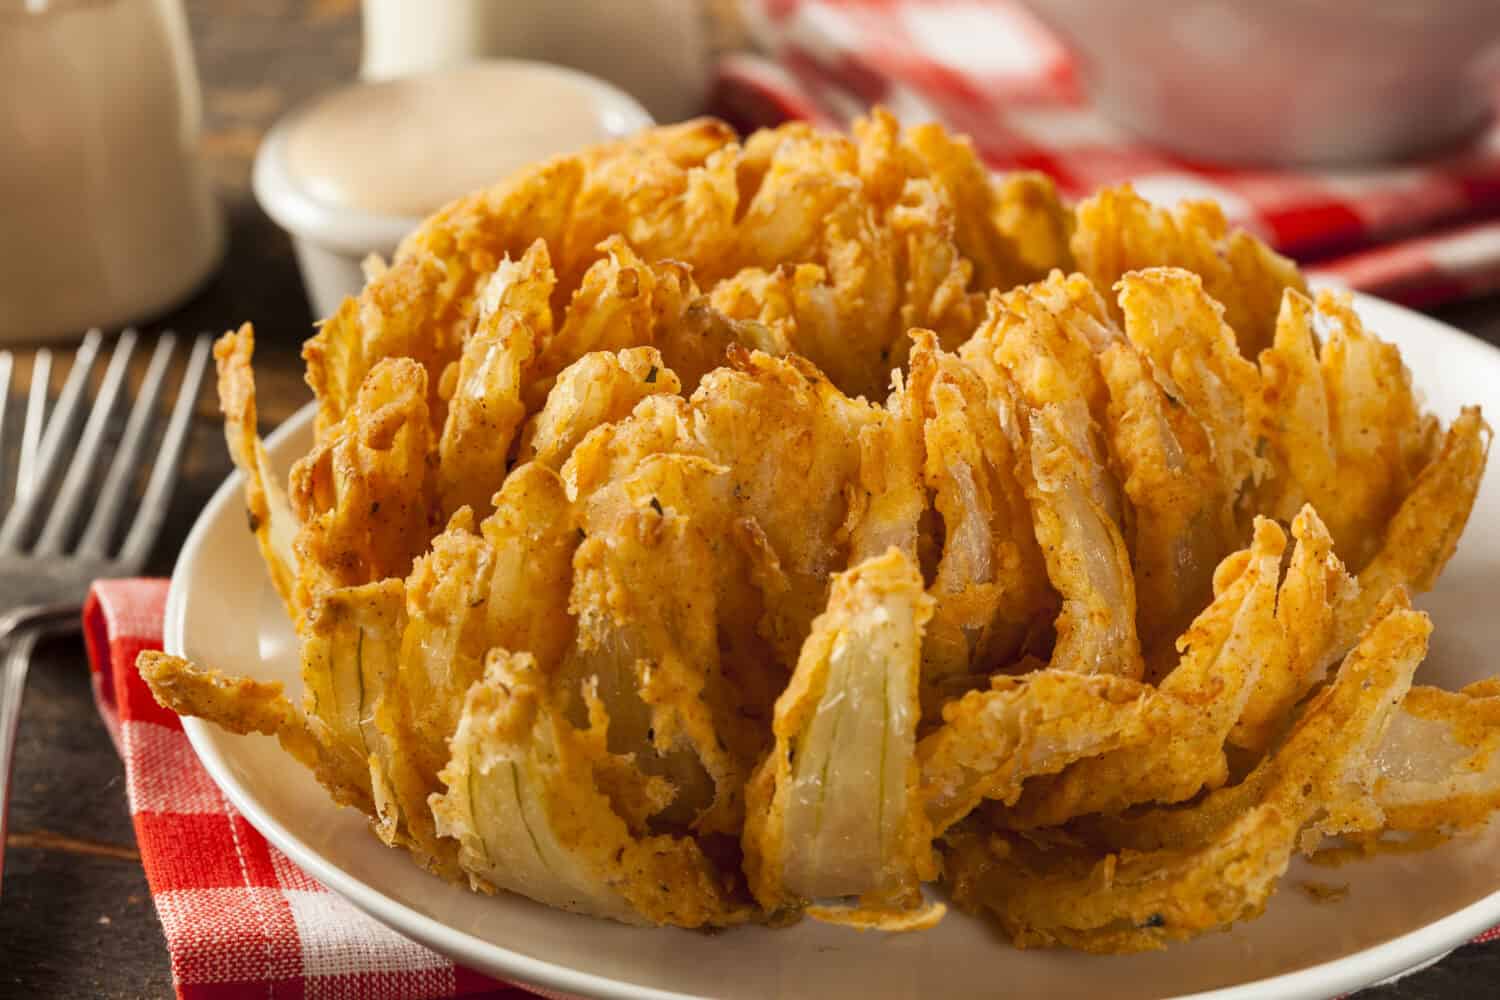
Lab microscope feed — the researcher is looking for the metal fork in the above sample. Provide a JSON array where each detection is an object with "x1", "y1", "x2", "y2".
[{"x1": 0, "y1": 328, "x2": 213, "y2": 888}]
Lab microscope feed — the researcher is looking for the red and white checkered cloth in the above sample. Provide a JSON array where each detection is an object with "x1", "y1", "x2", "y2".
[
  {"x1": 83, "y1": 579, "x2": 535, "y2": 1000},
  {"x1": 714, "y1": 0, "x2": 1500, "y2": 309}
]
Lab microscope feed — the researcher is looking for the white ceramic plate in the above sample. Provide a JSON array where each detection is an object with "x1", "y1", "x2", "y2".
[{"x1": 167, "y1": 292, "x2": 1500, "y2": 1000}]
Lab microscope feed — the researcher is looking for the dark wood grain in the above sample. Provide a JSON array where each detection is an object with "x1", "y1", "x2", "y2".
[
  {"x1": 3, "y1": 2, "x2": 1500, "y2": 998},
  {"x1": 1, "y1": 637, "x2": 169, "y2": 1000}
]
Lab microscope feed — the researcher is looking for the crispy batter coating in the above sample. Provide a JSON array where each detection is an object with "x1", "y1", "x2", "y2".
[
  {"x1": 1253, "y1": 288, "x2": 1446, "y2": 567},
  {"x1": 1317, "y1": 291, "x2": 1441, "y2": 564},
  {"x1": 1099, "y1": 338, "x2": 1235, "y2": 660},
  {"x1": 138, "y1": 651, "x2": 367, "y2": 812},
  {"x1": 298, "y1": 578, "x2": 457, "y2": 874},
  {"x1": 690, "y1": 350, "x2": 885, "y2": 658},
  {"x1": 974, "y1": 271, "x2": 1119, "y2": 428},
  {"x1": 1072, "y1": 185, "x2": 1306, "y2": 358},
  {"x1": 435, "y1": 246, "x2": 551, "y2": 517},
  {"x1": 964, "y1": 278, "x2": 1135, "y2": 678},
  {"x1": 1375, "y1": 682, "x2": 1500, "y2": 832},
  {"x1": 918, "y1": 670, "x2": 1151, "y2": 838},
  {"x1": 1024, "y1": 403, "x2": 1143, "y2": 679},
  {"x1": 533, "y1": 239, "x2": 710, "y2": 399},
  {"x1": 1117, "y1": 267, "x2": 1265, "y2": 509},
  {"x1": 138, "y1": 650, "x2": 299, "y2": 738},
  {"x1": 999, "y1": 520, "x2": 1286, "y2": 826},
  {"x1": 214, "y1": 326, "x2": 300, "y2": 619},
  {"x1": 1339, "y1": 407, "x2": 1492, "y2": 650},
  {"x1": 1075, "y1": 592, "x2": 1429, "y2": 856},
  {"x1": 174, "y1": 113, "x2": 1498, "y2": 945},
  {"x1": 947, "y1": 601, "x2": 1429, "y2": 952},
  {"x1": 431, "y1": 650, "x2": 751, "y2": 926},
  {"x1": 846, "y1": 366, "x2": 924, "y2": 566},
  {"x1": 1253, "y1": 289, "x2": 1338, "y2": 523},
  {"x1": 901, "y1": 120, "x2": 1073, "y2": 291},
  {"x1": 289, "y1": 358, "x2": 437, "y2": 609},
  {"x1": 562, "y1": 454, "x2": 751, "y2": 834},
  {"x1": 743, "y1": 549, "x2": 938, "y2": 925},
  {"x1": 307, "y1": 158, "x2": 583, "y2": 444},
  {"x1": 518, "y1": 347, "x2": 682, "y2": 470},
  {"x1": 908, "y1": 332, "x2": 1054, "y2": 706},
  {"x1": 401, "y1": 464, "x2": 579, "y2": 784},
  {"x1": 730, "y1": 122, "x2": 906, "y2": 398},
  {"x1": 713, "y1": 109, "x2": 1066, "y2": 399},
  {"x1": 1225, "y1": 507, "x2": 1354, "y2": 752},
  {"x1": 561, "y1": 119, "x2": 740, "y2": 290}
]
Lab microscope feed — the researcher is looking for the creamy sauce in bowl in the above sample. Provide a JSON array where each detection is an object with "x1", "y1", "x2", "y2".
[{"x1": 281, "y1": 61, "x2": 653, "y2": 219}]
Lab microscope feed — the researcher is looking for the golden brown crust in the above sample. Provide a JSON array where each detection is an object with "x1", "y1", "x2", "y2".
[
  {"x1": 214, "y1": 326, "x2": 299, "y2": 619},
  {"x1": 167, "y1": 113, "x2": 1498, "y2": 945},
  {"x1": 1072, "y1": 184, "x2": 1306, "y2": 359}
]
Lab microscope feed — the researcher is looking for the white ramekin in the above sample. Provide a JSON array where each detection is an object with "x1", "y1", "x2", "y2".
[{"x1": 253, "y1": 61, "x2": 654, "y2": 322}]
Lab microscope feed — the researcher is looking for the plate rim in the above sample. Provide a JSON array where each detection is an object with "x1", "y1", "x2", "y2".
[{"x1": 168, "y1": 291, "x2": 1500, "y2": 1000}]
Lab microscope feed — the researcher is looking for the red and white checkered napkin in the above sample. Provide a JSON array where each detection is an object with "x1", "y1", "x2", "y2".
[
  {"x1": 715, "y1": 0, "x2": 1500, "y2": 309},
  {"x1": 82, "y1": 579, "x2": 537, "y2": 1000}
]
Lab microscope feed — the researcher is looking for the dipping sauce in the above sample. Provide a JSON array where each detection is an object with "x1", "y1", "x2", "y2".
[{"x1": 283, "y1": 61, "x2": 653, "y2": 219}]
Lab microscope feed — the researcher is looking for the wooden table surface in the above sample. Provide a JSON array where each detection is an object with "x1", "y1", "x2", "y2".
[{"x1": 3, "y1": 3, "x2": 1500, "y2": 998}]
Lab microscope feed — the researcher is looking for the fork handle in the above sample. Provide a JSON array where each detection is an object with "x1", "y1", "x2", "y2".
[
  {"x1": 0, "y1": 629, "x2": 42, "y2": 892},
  {"x1": 0, "y1": 612, "x2": 84, "y2": 894}
]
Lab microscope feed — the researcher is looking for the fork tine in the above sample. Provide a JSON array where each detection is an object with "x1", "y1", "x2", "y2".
[
  {"x1": 19, "y1": 349, "x2": 51, "y2": 496},
  {"x1": 118, "y1": 333, "x2": 212, "y2": 571},
  {"x1": 76, "y1": 335, "x2": 177, "y2": 561},
  {"x1": 34, "y1": 331, "x2": 138, "y2": 557},
  {"x1": 0, "y1": 331, "x2": 101, "y2": 552}
]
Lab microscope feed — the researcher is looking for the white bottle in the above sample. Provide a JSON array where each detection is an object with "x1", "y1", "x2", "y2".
[
  {"x1": 0, "y1": 0, "x2": 223, "y2": 341},
  {"x1": 359, "y1": 0, "x2": 718, "y2": 123}
]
